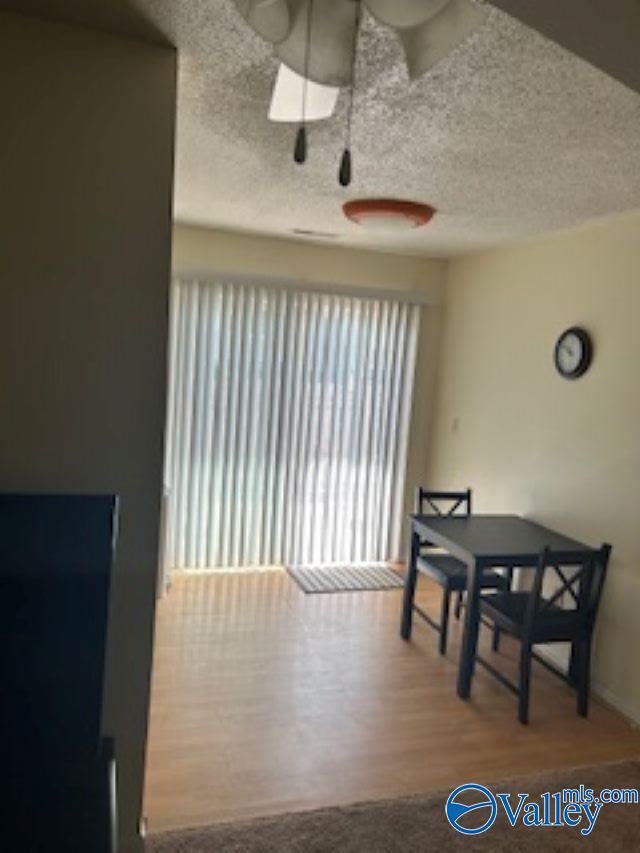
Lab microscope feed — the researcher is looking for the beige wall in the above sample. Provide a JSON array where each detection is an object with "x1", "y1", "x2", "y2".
[
  {"x1": 173, "y1": 223, "x2": 445, "y2": 302},
  {"x1": 427, "y1": 211, "x2": 640, "y2": 721},
  {"x1": 0, "y1": 14, "x2": 176, "y2": 852},
  {"x1": 173, "y1": 223, "x2": 447, "y2": 544}
]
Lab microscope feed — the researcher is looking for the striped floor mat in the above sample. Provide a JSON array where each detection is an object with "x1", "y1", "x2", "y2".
[{"x1": 286, "y1": 563, "x2": 404, "y2": 594}]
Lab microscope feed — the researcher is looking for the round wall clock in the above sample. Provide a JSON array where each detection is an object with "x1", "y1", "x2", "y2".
[{"x1": 554, "y1": 327, "x2": 593, "y2": 379}]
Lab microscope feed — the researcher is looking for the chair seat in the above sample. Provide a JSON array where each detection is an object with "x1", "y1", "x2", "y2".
[
  {"x1": 481, "y1": 591, "x2": 583, "y2": 641},
  {"x1": 416, "y1": 553, "x2": 507, "y2": 592}
]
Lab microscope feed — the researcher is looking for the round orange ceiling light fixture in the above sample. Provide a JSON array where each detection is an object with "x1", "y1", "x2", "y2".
[{"x1": 343, "y1": 199, "x2": 436, "y2": 232}]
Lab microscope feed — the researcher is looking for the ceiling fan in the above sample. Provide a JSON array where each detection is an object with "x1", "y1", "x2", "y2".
[
  {"x1": 234, "y1": 0, "x2": 487, "y2": 185},
  {"x1": 237, "y1": 0, "x2": 487, "y2": 115}
]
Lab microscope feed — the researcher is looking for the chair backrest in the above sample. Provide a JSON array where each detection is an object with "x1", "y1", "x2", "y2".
[
  {"x1": 415, "y1": 488, "x2": 472, "y2": 517},
  {"x1": 525, "y1": 543, "x2": 612, "y2": 636}
]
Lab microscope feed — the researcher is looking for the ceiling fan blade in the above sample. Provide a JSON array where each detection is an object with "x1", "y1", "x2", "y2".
[
  {"x1": 365, "y1": 0, "x2": 450, "y2": 30},
  {"x1": 233, "y1": 0, "x2": 292, "y2": 44},
  {"x1": 275, "y1": 0, "x2": 358, "y2": 88},
  {"x1": 268, "y1": 63, "x2": 339, "y2": 122},
  {"x1": 400, "y1": 0, "x2": 488, "y2": 79}
]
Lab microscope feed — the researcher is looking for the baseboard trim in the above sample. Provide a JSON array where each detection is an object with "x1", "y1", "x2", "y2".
[
  {"x1": 533, "y1": 645, "x2": 640, "y2": 728},
  {"x1": 593, "y1": 681, "x2": 640, "y2": 728}
]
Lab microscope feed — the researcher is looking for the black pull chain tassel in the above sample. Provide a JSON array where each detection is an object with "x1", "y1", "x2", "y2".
[
  {"x1": 339, "y1": 148, "x2": 352, "y2": 186},
  {"x1": 294, "y1": 125, "x2": 307, "y2": 164}
]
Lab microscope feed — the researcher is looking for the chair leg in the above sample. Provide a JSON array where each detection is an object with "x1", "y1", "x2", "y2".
[
  {"x1": 454, "y1": 590, "x2": 463, "y2": 620},
  {"x1": 518, "y1": 642, "x2": 533, "y2": 725},
  {"x1": 439, "y1": 587, "x2": 451, "y2": 656},
  {"x1": 400, "y1": 554, "x2": 418, "y2": 641},
  {"x1": 577, "y1": 638, "x2": 592, "y2": 717},
  {"x1": 568, "y1": 641, "x2": 579, "y2": 686},
  {"x1": 492, "y1": 626, "x2": 501, "y2": 652}
]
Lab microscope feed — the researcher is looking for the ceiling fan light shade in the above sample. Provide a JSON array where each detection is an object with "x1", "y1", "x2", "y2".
[
  {"x1": 234, "y1": 0, "x2": 489, "y2": 87},
  {"x1": 269, "y1": 63, "x2": 339, "y2": 122},
  {"x1": 400, "y1": 0, "x2": 488, "y2": 79},
  {"x1": 365, "y1": 0, "x2": 450, "y2": 30},
  {"x1": 343, "y1": 199, "x2": 436, "y2": 231},
  {"x1": 275, "y1": 0, "x2": 358, "y2": 88},
  {"x1": 234, "y1": 0, "x2": 291, "y2": 44}
]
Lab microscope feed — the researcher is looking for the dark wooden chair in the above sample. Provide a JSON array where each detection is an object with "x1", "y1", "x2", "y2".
[
  {"x1": 477, "y1": 543, "x2": 611, "y2": 724},
  {"x1": 401, "y1": 488, "x2": 509, "y2": 655}
]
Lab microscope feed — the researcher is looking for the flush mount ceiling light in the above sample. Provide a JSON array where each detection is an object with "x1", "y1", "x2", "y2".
[
  {"x1": 233, "y1": 0, "x2": 487, "y2": 185},
  {"x1": 343, "y1": 199, "x2": 436, "y2": 231}
]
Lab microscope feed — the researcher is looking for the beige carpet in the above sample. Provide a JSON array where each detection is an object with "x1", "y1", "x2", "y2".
[{"x1": 147, "y1": 759, "x2": 640, "y2": 852}]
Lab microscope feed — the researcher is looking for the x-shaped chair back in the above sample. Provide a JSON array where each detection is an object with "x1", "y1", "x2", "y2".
[
  {"x1": 525, "y1": 544, "x2": 612, "y2": 635},
  {"x1": 415, "y1": 488, "x2": 472, "y2": 517}
]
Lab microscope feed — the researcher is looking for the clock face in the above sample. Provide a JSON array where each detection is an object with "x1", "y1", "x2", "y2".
[{"x1": 554, "y1": 327, "x2": 593, "y2": 379}]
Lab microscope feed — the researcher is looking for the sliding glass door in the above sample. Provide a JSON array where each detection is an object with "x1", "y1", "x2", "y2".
[{"x1": 164, "y1": 279, "x2": 420, "y2": 570}]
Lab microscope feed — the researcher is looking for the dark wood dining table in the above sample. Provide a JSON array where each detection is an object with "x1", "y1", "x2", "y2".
[{"x1": 406, "y1": 514, "x2": 596, "y2": 698}]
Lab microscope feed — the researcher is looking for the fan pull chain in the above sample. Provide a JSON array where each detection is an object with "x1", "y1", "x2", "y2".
[
  {"x1": 294, "y1": 0, "x2": 315, "y2": 164},
  {"x1": 339, "y1": 0, "x2": 362, "y2": 186},
  {"x1": 294, "y1": 124, "x2": 307, "y2": 163}
]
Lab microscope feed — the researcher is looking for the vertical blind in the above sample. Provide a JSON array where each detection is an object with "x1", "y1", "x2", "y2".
[{"x1": 165, "y1": 278, "x2": 420, "y2": 570}]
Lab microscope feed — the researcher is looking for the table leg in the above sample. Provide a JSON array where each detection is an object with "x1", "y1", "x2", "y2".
[
  {"x1": 400, "y1": 529, "x2": 419, "y2": 640},
  {"x1": 457, "y1": 557, "x2": 482, "y2": 699}
]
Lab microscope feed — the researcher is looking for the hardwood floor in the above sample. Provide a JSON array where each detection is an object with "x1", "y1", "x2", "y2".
[{"x1": 144, "y1": 569, "x2": 640, "y2": 833}]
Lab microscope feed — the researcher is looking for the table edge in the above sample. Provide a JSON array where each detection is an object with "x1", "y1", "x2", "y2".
[{"x1": 410, "y1": 513, "x2": 595, "y2": 565}]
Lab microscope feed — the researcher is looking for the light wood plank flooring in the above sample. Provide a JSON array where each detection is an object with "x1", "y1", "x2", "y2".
[{"x1": 144, "y1": 569, "x2": 640, "y2": 833}]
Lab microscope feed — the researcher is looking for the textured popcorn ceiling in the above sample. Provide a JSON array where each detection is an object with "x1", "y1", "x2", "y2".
[{"x1": 11, "y1": 0, "x2": 640, "y2": 256}]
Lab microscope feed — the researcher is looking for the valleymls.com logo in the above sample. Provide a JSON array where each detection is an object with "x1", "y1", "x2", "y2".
[{"x1": 445, "y1": 782, "x2": 638, "y2": 836}]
